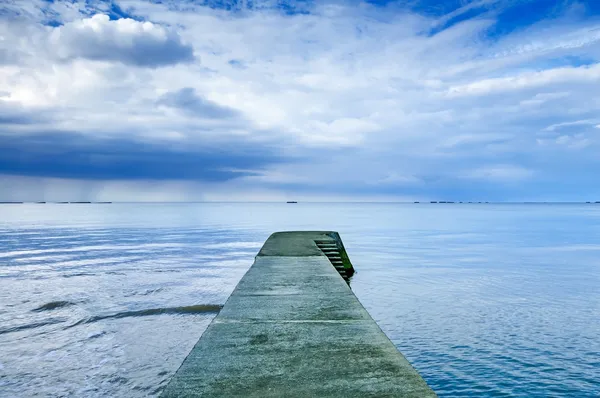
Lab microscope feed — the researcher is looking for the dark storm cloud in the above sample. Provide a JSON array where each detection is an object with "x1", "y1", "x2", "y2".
[{"x1": 0, "y1": 132, "x2": 279, "y2": 181}]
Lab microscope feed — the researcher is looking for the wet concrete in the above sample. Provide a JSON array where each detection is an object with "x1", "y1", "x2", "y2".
[{"x1": 161, "y1": 231, "x2": 436, "y2": 397}]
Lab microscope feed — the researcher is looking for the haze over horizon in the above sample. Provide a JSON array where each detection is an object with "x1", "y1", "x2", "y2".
[{"x1": 2, "y1": 0, "x2": 600, "y2": 202}]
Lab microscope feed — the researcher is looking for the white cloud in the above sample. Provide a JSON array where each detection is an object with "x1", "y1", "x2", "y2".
[
  {"x1": 543, "y1": 119, "x2": 599, "y2": 132},
  {"x1": 49, "y1": 14, "x2": 194, "y2": 67},
  {"x1": 462, "y1": 165, "x2": 535, "y2": 182},
  {"x1": 493, "y1": 25, "x2": 600, "y2": 58},
  {"x1": 2, "y1": 1, "x2": 600, "y2": 200},
  {"x1": 519, "y1": 91, "x2": 570, "y2": 106},
  {"x1": 291, "y1": 118, "x2": 380, "y2": 146},
  {"x1": 537, "y1": 133, "x2": 591, "y2": 150},
  {"x1": 447, "y1": 64, "x2": 600, "y2": 97},
  {"x1": 439, "y1": 133, "x2": 513, "y2": 149},
  {"x1": 374, "y1": 173, "x2": 422, "y2": 186}
]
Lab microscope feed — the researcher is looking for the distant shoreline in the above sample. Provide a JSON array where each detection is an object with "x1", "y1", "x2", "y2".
[
  {"x1": 0, "y1": 201, "x2": 598, "y2": 205},
  {"x1": 0, "y1": 202, "x2": 113, "y2": 204}
]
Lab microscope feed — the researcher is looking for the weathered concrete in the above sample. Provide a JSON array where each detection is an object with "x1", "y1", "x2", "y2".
[
  {"x1": 161, "y1": 231, "x2": 436, "y2": 397},
  {"x1": 257, "y1": 231, "x2": 337, "y2": 257}
]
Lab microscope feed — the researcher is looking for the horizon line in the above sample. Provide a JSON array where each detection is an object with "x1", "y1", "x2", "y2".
[{"x1": 1, "y1": 201, "x2": 600, "y2": 204}]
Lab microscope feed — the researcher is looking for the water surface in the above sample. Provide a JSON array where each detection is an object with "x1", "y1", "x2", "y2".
[{"x1": 1, "y1": 203, "x2": 599, "y2": 397}]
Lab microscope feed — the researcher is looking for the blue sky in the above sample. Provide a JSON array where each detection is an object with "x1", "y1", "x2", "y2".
[{"x1": 1, "y1": 0, "x2": 600, "y2": 201}]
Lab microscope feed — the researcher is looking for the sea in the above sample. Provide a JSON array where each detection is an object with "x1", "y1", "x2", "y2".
[{"x1": 0, "y1": 203, "x2": 599, "y2": 397}]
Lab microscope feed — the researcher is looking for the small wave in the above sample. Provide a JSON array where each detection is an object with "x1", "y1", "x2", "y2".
[
  {"x1": 67, "y1": 304, "x2": 223, "y2": 328},
  {"x1": 32, "y1": 301, "x2": 76, "y2": 312},
  {"x1": 124, "y1": 288, "x2": 164, "y2": 297},
  {"x1": 0, "y1": 318, "x2": 66, "y2": 336},
  {"x1": 87, "y1": 331, "x2": 107, "y2": 339},
  {"x1": 62, "y1": 272, "x2": 96, "y2": 278}
]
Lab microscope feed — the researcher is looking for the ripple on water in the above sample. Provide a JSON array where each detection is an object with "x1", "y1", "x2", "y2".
[
  {"x1": 32, "y1": 301, "x2": 76, "y2": 312},
  {"x1": 2, "y1": 203, "x2": 600, "y2": 397},
  {"x1": 67, "y1": 304, "x2": 223, "y2": 328}
]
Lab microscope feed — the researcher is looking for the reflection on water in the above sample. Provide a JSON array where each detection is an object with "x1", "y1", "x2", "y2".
[{"x1": 1, "y1": 203, "x2": 599, "y2": 397}]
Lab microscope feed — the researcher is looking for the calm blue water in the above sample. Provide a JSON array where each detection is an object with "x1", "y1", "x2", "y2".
[{"x1": 0, "y1": 203, "x2": 599, "y2": 397}]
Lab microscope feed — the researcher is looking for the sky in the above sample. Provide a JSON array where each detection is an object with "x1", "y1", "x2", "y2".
[{"x1": 1, "y1": 0, "x2": 599, "y2": 202}]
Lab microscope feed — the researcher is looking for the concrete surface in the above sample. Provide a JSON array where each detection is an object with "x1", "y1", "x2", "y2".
[
  {"x1": 161, "y1": 231, "x2": 436, "y2": 397},
  {"x1": 257, "y1": 231, "x2": 338, "y2": 257}
]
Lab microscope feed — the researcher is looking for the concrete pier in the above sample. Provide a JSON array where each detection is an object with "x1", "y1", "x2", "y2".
[{"x1": 161, "y1": 231, "x2": 436, "y2": 397}]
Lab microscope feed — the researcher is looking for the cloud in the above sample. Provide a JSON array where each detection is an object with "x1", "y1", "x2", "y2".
[
  {"x1": 519, "y1": 91, "x2": 570, "y2": 106},
  {"x1": 492, "y1": 24, "x2": 600, "y2": 58},
  {"x1": 543, "y1": 119, "x2": 599, "y2": 132},
  {"x1": 0, "y1": 174, "x2": 211, "y2": 202},
  {"x1": 2, "y1": 0, "x2": 600, "y2": 201},
  {"x1": 447, "y1": 63, "x2": 600, "y2": 96},
  {"x1": 157, "y1": 87, "x2": 240, "y2": 119},
  {"x1": 462, "y1": 165, "x2": 535, "y2": 182},
  {"x1": 0, "y1": 131, "x2": 282, "y2": 181},
  {"x1": 537, "y1": 133, "x2": 591, "y2": 150},
  {"x1": 0, "y1": 101, "x2": 51, "y2": 125},
  {"x1": 374, "y1": 172, "x2": 423, "y2": 186},
  {"x1": 49, "y1": 14, "x2": 194, "y2": 67}
]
